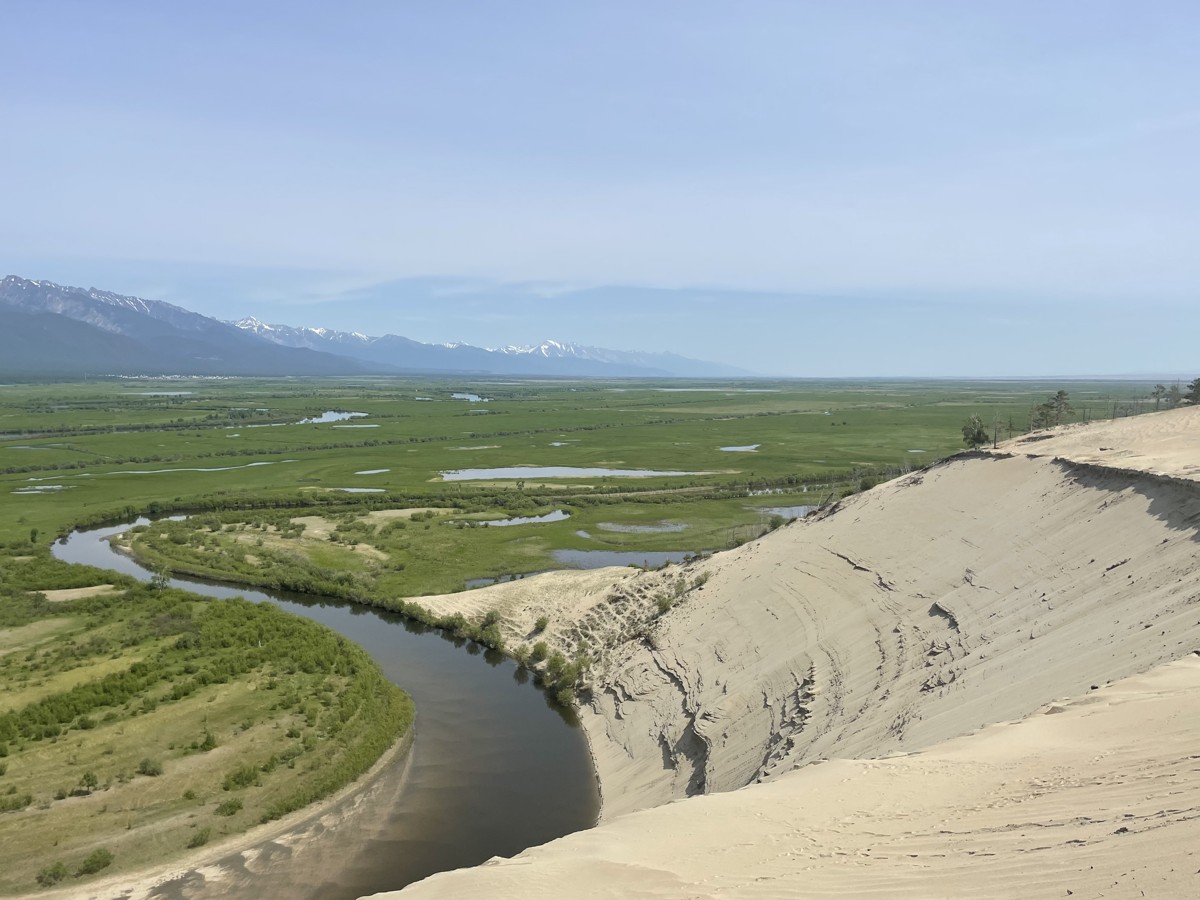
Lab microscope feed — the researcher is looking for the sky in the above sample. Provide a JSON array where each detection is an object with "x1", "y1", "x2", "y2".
[{"x1": 2, "y1": 1, "x2": 1198, "y2": 377}]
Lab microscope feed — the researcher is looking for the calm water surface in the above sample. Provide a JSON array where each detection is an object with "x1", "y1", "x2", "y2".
[{"x1": 55, "y1": 521, "x2": 598, "y2": 898}]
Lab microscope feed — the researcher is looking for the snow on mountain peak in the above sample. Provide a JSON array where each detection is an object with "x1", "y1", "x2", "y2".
[{"x1": 235, "y1": 316, "x2": 271, "y2": 332}]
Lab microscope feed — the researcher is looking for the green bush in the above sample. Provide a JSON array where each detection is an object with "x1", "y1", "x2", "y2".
[
  {"x1": 35, "y1": 862, "x2": 68, "y2": 887},
  {"x1": 222, "y1": 765, "x2": 259, "y2": 791},
  {"x1": 137, "y1": 758, "x2": 162, "y2": 777},
  {"x1": 215, "y1": 798, "x2": 243, "y2": 817},
  {"x1": 75, "y1": 848, "x2": 114, "y2": 876},
  {"x1": 534, "y1": 615, "x2": 549, "y2": 633},
  {"x1": 187, "y1": 827, "x2": 211, "y2": 848}
]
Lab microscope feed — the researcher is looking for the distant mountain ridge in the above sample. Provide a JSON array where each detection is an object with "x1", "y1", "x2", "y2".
[
  {"x1": 231, "y1": 317, "x2": 748, "y2": 377},
  {"x1": 0, "y1": 275, "x2": 746, "y2": 377}
]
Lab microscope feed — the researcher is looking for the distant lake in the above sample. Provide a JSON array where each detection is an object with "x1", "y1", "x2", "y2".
[{"x1": 442, "y1": 466, "x2": 701, "y2": 481}]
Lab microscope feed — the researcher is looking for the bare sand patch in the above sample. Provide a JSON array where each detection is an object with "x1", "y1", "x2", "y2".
[
  {"x1": 360, "y1": 508, "x2": 446, "y2": 525},
  {"x1": 39, "y1": 584, "x2": 119, "y2": 602},
  {"x1": 289, "y1": 515, "x2": 335, "y2": 538},
  {"x1": 241, "y1": 524, "x2": 387, "y2": 561}
]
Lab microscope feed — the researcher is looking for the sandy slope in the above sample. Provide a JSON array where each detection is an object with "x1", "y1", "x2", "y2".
[
  {"x1": 391, "y1": 654, "x2": 1200, "y2": 899},
  {"x1": 1003, "y1": 405, "x2": 1200, "y2": 481},
  {"x1": 373, "y1": 407, "x2": 1199, "y2": 898}
]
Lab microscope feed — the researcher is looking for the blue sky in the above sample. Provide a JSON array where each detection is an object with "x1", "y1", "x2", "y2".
[{"x1": 3, "y1": 2, "x2": 1198, "y2": 376}]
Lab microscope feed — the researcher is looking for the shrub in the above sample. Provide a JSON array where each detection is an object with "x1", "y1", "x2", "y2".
[
  {"x1": 533, "y1": 615, "x2": 549, "y2": 633},
  {"x1": 529, "y1": 641, "x2": 549, "y2": 663},
  {"x1": 656, "y1": 594, "x2": 674, "y2": 616},
  {"x1": 137, "y1": 758, "x2": 162, "y2": 777},
  {"x1": 187, "y1": 827, "x2": 211, "y2": 848},
  {"x1": 182, "y1": 789, "x2": 196, "y2": 800},
  {"x1": 36, "y1": 862, "x2": 68, "y2": 887},
  {"x1": 75, "y1": 848, "x2": 114, "y2": 876},
  {"x1": 215, "y1": 798, "x2": 243, "y2": 817},
  {"x1": 222, "y1": 764, "x2": 259, "y2": 791}
]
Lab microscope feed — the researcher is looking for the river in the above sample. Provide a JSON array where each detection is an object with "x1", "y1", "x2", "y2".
[{"x1": 54, "y1": 521, "x2": 598, "y2": 899}]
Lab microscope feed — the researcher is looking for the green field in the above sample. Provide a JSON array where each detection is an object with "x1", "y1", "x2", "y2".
[
  {"x1": 2, "y1": 376, "x2": 1158, "y2": 557},
  {"x1": 3, "y1": 378, "x2": 1161, "y2": 583}
]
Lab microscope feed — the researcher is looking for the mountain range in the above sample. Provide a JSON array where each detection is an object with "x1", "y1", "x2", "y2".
[{"x1": 0, "y1": 276, "x2": 745, "y2": 378}]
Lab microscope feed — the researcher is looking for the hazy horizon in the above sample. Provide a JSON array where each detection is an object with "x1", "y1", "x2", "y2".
[{"x1": 4, "y1": 2, "x2": 1198, "y2": 377}]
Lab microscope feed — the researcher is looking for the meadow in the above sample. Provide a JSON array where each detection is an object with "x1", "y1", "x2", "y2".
[{"x1": 3, "y1": 378, "x2": 1160, "y2": 594}]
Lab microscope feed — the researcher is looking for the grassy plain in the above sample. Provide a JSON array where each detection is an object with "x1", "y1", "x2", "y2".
[{"x1": 3, "y1": 378, "x2": 1159, "y2": 588}]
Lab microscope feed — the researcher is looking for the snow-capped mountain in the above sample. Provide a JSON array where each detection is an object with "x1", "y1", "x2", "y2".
[
  {"x1": 0, "y1": 276, "x2": 378, "y2": 376},
  {"x1": 0, "y1": 274, "x2": 747, "y2": 377},
  {"x1": 494, "y1": 340, "x2": 741, "y2": 377},
  {"x1": 233, "y1": 318, "x2": 748, "y2": 377}
]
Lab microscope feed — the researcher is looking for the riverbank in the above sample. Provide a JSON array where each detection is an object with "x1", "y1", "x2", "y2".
[
  {"x1": 371, "y1": 407, "x2": 1200, "y2": 896},
  {"x1": 50, "y1": 520, "x2": 599, "y2": 898},
  {"x1": 30, "y1": 725, "x2": 417, "y2": 900}
]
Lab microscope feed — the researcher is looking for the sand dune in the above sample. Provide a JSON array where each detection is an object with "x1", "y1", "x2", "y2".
[
  {"x1": 377, "y1": 407, "x2": 1200, "y2": 898},
  {"x1": 392, "y1": 654, "x2": 1200, "y2": 899}
]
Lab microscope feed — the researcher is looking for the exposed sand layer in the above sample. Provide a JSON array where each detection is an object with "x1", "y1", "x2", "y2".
[
  {"x1": 395, "y1": 654, "x2": 1200, "y2": 899},
  {"x1": 375, "y1": 407, "x2": 1200, "y2": 898},
  {"x1": 419, "y1": 567, "x2": 640, "y2": 639},
  {"x1": 577, "y1": 448, "x2": 1200, "y2": 818}
]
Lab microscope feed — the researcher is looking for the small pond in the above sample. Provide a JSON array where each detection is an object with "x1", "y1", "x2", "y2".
[
  {"x1": 551, "y1": 549, "x2": 697, "y2": 569},
  {"x1": 750, "y1": 505, "x2": 815, "y2": 520},
  {"x1": 597, "y1": 521, "x2": 688, "y2": 534},
  {"x1": 480, "y1": 510, "x2": 571, "y2": 527}
]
